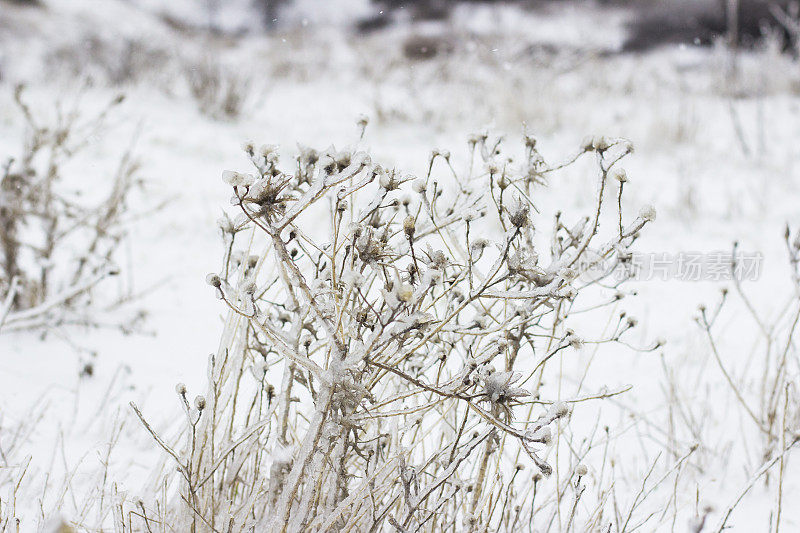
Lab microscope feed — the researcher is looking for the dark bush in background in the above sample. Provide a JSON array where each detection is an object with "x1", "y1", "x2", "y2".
[{"x1": 623, "y1": 0, "x2": 794, "y2": 52}]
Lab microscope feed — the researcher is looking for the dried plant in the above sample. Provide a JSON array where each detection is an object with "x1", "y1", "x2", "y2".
[
  {"x1": 130, "y1": 128, "x2": 660, "y2": 531},
  {"x1": 186, "y1": 59, "x2": 251, "y2": 120},
  {"x1": 689, "y1": 231, "x2": 800, "y2": 532},
  {"x1": 0, "y1": 85, "x2": 142, "y2": 333}
]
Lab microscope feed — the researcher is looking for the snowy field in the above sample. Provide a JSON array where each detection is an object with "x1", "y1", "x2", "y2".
[{"x1": 1, "y1": 0, "x2": 800, "y2": 531}]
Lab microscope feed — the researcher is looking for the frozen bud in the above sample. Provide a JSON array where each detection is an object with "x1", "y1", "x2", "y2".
[
  {"x1": 412, "y1": 178, "x2": 427, "y2": 193},
  {"x1": 581, "y1": 135, "x2": 595, "y2": 152},
  {"x1": 611, "y1": 168, "x2": 627, "y2": 183},
  {"x1": 357, "y1": 114, "x2": 369, "y2": 128},
  {"x1": 206, "y1": 274, "x2": 222, "y2": 288},
  {"x1": 194, "y1": 395, "x2": 206, "y2": 410},
  {"x1": 396, "y1": 283, "x2": 414, "y2": 303},
  {"x1": 222, "y1": 170, "x2": 254, "y2": 188},
  {"x1": 240, "y1": 280, "x2": 257, "y2": 296},
  {"x1": 260, "y1": 143, "x2": 276, "y2": 155},
  {"x1": 471, "y1": 238, "x2": 490, "y2": 254},
  {"x1": 431, "y1": 250, "x2": 447, "y2": 269},
  {"x1": 529, "y1": 426, "x2": 551, "y2": 444},
  {"x1": 463, "y1": 209, "x2": 480, "y2": 223},
  {"x1": 439, "y1": 149, "x2": 450, "y2": 160},
  {"x1": 622, "y1": 139, "x2": 634, "y2": 154},
  {"x1": 593, "y1": 136, "x2": 612, "y2": 152},
  {"x1": 567, "y1": 333, "x2": 583, "y2": 349},
  {"x1": 348, "y1": 222, "x2": 363, "y2": 238},
  {"x1": 175, "y1": 382, "x2": 187, "y2": 396},
  {"x1": 655, "y1": 336, "x2": 666, "y2": 347},
  {"x1": 552, "y1": 401, "x2": 570, "y2": 418},
  {"x1": 337, "y1": 199, "x2": 348, "y2": 212},
  {"x1": 639, "y1": 205, "x2": 656, "y2": 222},
  {"x1": 576, "y1": 464, "x2": 588, "y2": 477},
  {"x1": 301, "y1": 333, "x2": 313, "y2": 348},
  {"x1": 378, "y1": 170, "x2": 399, "y2": 191},
  {"x1": 217, "y1": 215, "x2": 235, "y2": 234},
  {"x1": 497, "y1": 174, "x2": 509, "y2": 190},
  {"x1": 342, "y1": 270, "x2": 365, "y2": 289},
  {"x1": 242, "y1": 142, "x2": 255, "y2": 156},
  {"x1": 524, "y1": 134, "x2": 537, "y2": 148},
  {"x1": 403, "y1": 215, "x2": 416, "y2": 237},
  {"x1": 626, "y1": 316, "x2": 638, "y2": 328},
  {"x1": 509, "y1": 201, "x2": 529, "y2": 228}
]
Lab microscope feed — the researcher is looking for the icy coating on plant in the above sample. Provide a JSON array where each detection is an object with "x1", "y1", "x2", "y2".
[{"x1": 131, "y1": 130, "x2": 655, "y2": 531}]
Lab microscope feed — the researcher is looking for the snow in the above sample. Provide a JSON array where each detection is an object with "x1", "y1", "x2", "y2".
[{"x1": 1, "y1": 0, "x2": 799, "y2": 530}]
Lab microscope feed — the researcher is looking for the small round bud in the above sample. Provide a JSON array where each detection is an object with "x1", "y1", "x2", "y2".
[
  {"x1": 611, "y1": 168, "x2": 627, "y2": 183},
  {"x1": 593, "y1": 136, "x2": 611, "y2": 152},
  {"x1": 396, "y1": 283, "x2": 414, "y2": 303},
  {"x1": 567, "y1": 333, "x2": 583, "y2": 349},
  {"x1": 498, "y1": 174, "x2": 509, "y2": 190},
  {"x1": 194, "y1": 395, "x2": 206, "y2": 411},
  {"x1": 240, "y1": 280, "x2": 257, "y2": 296},
  {"x1": 639, "y1": 205, "x2": 656, "y2": 222},
  {"x1": 576, "y1": 464, "x2": 588, "y2": 477},
  {"x1": 222, "y1": 170, "x2": 254, "y2": 188},
  {"x1": 206, "y1": 274, "x2": 222, "y2": 288},
  {"x1": 403, "y1": 215, "x2": 416, "y2": 237},
  {"x1": 175, "y1": 383, "x2": 187, "y2": 396},
  {"x1": 217, "y1": 216, "x2": 235, "y2": 234},
  {"x1": 412, "y1": 178, "x2": 427, "y2": 194},
  {"x1": 509, "y1": 203, "x2": 529, "y2": 228},
  {"x1": 552, "y1": 401, "x2": 570, "y2": 418}
]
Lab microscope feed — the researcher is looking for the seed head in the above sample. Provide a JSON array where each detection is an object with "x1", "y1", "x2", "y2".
[
  {"x1": 611, "y1": 168, "x2": 627, "y2": 183},
  {"x1": 403, "y1": 215, "x2": 416, "y2": 237},
  {"x1": 551, "y1": 401, "x2": 570, "y2": 418},
  {"x1": 592, "y1": 136, "x2": 612, "y2": 152},
  {"x1": 509, "y1": 200, "x2": 529, "y2": 228},
  {"x1": 639, "y1": 205, "x2": 656, "y2": 222},
  {"x1": 396, "y1": 283, "x2": 414, "y2": 303},
  {"x1": 222, "y1": 170, "x2": 254, "y2": 188}
]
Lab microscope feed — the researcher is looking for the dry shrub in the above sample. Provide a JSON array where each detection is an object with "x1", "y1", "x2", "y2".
[
  {"x1": 402, "y1": 35, "x2": 451, "y2": 61},
  {"x1": 46, "y1": 35, "x2": 171, "y2": 87},
  {"x1": 0, "y1": 86, "x2": 141, "y2": 333},
  {"x1": 186, "y1": 59, "x2": 251, "y2": 120},
  {"x1": 128, "y1": 128, "x2": 668, "y2": 531}
]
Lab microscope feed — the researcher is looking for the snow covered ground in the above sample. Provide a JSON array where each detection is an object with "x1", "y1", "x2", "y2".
[{"x1": 1, "y1": 0, "x2": 799, "y2": 531}]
